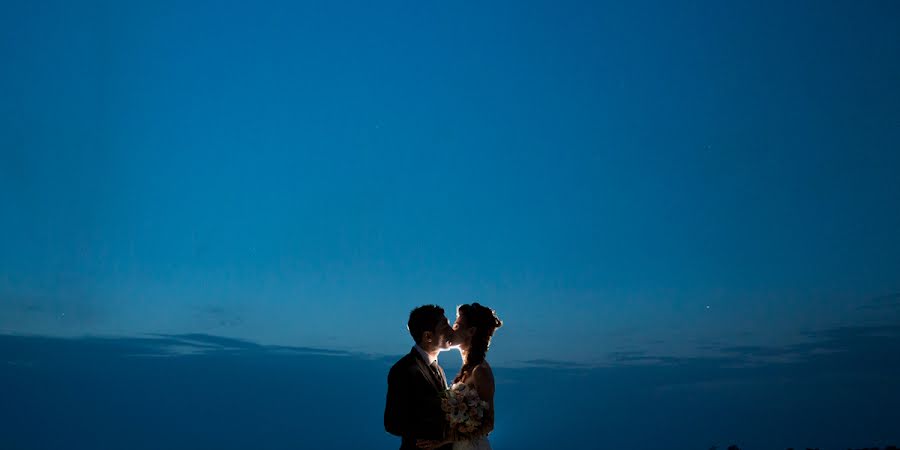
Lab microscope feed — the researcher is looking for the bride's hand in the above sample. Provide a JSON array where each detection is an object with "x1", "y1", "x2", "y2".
[{"x1": 416, "y1": 439, "x2": 448, "y2": 449}]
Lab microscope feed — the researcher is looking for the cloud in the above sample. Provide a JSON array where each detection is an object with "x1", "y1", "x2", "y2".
[
  {"x1": 519, "y1": 358, "x2": 591, "y2": 369},
  {"x1": 656, "y1": 323, "x2": 900, "y2": 385},
  {"x1": 855, "y1": 292, "x2": 900, "y2": 311},
  {"x1": 0, "y1": 331, "x2": 359, "y2": 364}
]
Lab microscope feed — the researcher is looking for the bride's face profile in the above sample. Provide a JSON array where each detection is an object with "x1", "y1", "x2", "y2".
[{"x1": 451, "y1": 314, "x2": 476, "y2": 351}]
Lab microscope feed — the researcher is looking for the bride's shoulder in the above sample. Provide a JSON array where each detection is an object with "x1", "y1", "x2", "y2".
[
  {"x1": 468, "y1": 361, "x2": 495, "y2": 400},
  {"x1": 471, "y1": 361, "x2": 494, "y2": 384}
]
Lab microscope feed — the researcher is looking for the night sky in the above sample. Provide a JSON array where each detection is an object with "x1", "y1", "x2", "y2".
[{"x1": 2, "y1": 1, "x2": 900, "y2": 449}]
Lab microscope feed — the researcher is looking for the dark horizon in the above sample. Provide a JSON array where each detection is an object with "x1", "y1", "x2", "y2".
[{"x1": 3, "y1": 325, "x2": 899, "y2": 449}]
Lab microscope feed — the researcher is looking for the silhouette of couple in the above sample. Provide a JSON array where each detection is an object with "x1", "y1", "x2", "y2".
[{"x1": 385, "y1": 303, "x2": 503, "y2": 450}]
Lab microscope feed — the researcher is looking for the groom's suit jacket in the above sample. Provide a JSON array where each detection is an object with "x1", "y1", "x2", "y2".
[{"x1": 384, "y1": 347, "x2": 453, "y2": 450}]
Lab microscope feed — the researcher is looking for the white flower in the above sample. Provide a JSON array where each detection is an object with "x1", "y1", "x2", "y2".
[{"x1": 443, "y1": 382, "x2": 489, "y2": 436}]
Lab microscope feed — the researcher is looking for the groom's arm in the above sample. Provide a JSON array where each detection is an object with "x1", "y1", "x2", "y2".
[
  {"x1": 385, "y1": 364, "x2": 448, "y2": 441},
  {"x1": 415, "y1": 388, "x2": 448, "y2": 441},
  {"x1": 384, "y1": 364, "x2": 411, "y2": 436}
]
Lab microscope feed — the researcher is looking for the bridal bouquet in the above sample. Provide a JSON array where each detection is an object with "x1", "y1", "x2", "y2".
[{"x1": 440, "y1": 382, "x2": 490, "y2": 438}]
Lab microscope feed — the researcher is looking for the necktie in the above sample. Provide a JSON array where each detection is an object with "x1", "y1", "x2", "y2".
[{"x1": 430, "y1": 361, "x2": 446, "y2": 388}]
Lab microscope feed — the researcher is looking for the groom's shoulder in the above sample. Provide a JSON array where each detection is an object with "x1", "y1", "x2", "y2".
[{"x1": 389, "y1": 350, "x2": 418, "y2": 374}]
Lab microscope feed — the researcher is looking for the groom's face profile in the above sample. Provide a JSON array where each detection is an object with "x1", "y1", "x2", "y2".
[{"x1": 421, "y1": 314, "x2": 453, "y2": 352}]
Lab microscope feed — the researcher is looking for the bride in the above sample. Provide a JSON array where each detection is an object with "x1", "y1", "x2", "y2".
[{"x1": 418, "y1": 303, "x2": 503, "y2": 450}]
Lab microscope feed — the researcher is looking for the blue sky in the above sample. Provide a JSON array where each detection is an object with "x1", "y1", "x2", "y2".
[{"x1": 2, "y1": 0, "x2": 900, "y2": 367}]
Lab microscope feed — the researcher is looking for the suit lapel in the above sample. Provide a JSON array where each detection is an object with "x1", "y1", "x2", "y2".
[
  {"x1": 437, "y1": 364, "x2": 448, "y2": 389},
  {"x1": 411, "y1": 348, "x2": 444, "y2": 392}
]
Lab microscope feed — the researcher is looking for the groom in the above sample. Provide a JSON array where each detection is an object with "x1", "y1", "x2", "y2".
[{"x1": 384, "y1": 305, "x2": 454, "y2": 450}]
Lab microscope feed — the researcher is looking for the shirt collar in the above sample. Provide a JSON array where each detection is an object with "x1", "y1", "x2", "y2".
[{"x1": 413, "y1": 344, "x2": 438, "y2": 365}]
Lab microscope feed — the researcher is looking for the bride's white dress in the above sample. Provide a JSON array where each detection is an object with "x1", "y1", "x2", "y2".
[
  {"x1": 451, "y1": 365, "x2": 493, "y2": 450},
  {"x1": 452, "y1": 436, "x2": 491, "y2": 450}
]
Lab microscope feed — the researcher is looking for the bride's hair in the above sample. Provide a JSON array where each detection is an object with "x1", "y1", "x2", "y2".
[{"x1": 453, "y1": 302, "x2": 502, "y2": 384}]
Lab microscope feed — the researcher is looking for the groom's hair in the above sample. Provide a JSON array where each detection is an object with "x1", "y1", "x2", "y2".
[{"x1": 407, "y1": 304, "x2": 445, "y2": 344}]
